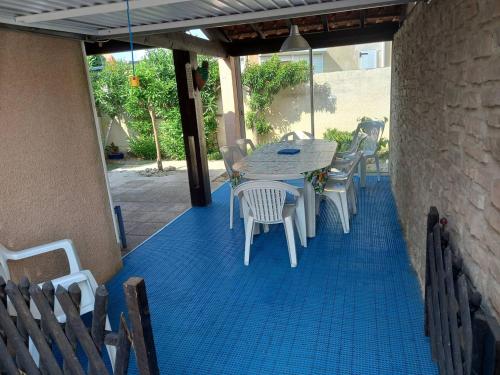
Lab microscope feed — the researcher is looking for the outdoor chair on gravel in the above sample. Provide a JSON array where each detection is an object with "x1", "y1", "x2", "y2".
[
  {"x1": 279, "y1": 131, "x2": 314, "y2": 142},
  {"x1": 236, "y1": 138, "x2": 256, "y2": 156},
  {"x1": 0, "y1": 239, "x2": 116, "y2": 368},
  {"x1": 321, "y1": 152, "x2": 362, "y2": 234},
  {"x1": 234, "y1": 180, "x2": 306, "y2": 268},
  {"x1": 220, "y1": 145, "x2": 246, "y2": 229}
]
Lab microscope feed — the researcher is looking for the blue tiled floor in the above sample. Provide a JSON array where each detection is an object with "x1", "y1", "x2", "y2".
[{"x1": 107, "y1": 176, "x2": 437, "y2": 374}]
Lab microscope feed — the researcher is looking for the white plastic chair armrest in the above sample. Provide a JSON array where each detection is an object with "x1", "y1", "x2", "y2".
[{"x1": 0, "y1": 239, "x2": 82, "y2": 275}]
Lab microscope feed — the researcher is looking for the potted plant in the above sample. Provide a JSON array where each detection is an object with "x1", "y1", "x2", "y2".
[{"x1": 105, "y1": 143, "x2": 124, "y2": 160}]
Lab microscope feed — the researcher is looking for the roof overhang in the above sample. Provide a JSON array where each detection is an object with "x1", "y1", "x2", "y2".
[{"x1": 0, "y1": 0, "x2": 410, "y2": 56}]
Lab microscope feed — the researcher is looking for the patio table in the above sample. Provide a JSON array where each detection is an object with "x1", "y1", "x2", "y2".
[{"x1": 233, "y1": 139, "x2": 337, "y2": 238}]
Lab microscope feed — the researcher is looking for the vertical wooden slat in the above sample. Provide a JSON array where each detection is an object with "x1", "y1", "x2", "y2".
[
  {"x1": 428, "y1": 232, "x2": 446, "y2": 373},
  {"x1": 114, "y1": 314, "x2": 132, "y2": 375},
  {"x1": 29, "y1": 284, "x2": 85, "y2": 375},
  {"x1": 433, "y1": 224, "x2": 453, "y2": 375},
  {"x1": 425, "y1": 207, "x2": 439, "y2": 337},
  {"x1": 123, "y1": 277, "x2": 159, "y2": 375},
  {"x1": 0, "y1": 332, "x2": 18, "y2": 375},
  {"x1": 90, "y1": 285, "x2": 109, "y2": 375},
  {"x1": 55, "y1": 286, "x2": 109, "y2": 375},
  {"x1": 64, "y1": 283, "x2": 81, "y2": 374},
  {"x1": 457, "y1": 274, "x2": 473, "y2": 374},
  {"x1": 444, "y1": 247, "x2": 463, "y2": 375},
  {"x1": 5, "y1": 281, "x2": 63, "y2": 375}
]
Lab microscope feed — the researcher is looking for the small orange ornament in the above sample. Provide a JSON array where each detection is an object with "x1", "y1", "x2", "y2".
[{"x1": 130, "y1": 75, "x2": 140, "y2": 87}]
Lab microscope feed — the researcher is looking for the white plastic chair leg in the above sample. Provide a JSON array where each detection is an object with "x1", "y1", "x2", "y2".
[
  {"x1": 349, "y1": 185, "x2": 357, "y2": 215},
  {"x1": 375, "y1": 154, "x2": 381, "y2": 181},
  {"x1": 229, "y1": 187, "x2": 234, "y2": 229},
  {"x1": 339, "y1": 191, "x2": 350, "y2": 233},
  {"x1": 294, "y1": 197, "x2": 307, "y2": 247},
  {"x1": 360, "y1": 157, "x2": 367, "y2": 188},
  {"x1": 244, "y1": 217, "x2": 254, "y2": 265},
  {"x1": 283, "y1": 217, "x2": 297, "y2": 267}
]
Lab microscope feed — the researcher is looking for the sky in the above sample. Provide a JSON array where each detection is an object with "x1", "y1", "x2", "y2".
[{"x1": 111, "y1": 29, "x2": 208, "y2": 62}]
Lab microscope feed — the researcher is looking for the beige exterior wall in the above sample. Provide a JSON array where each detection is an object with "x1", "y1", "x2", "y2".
[
  {"x1": 244, "y1": 67, "x2": 391, "y2": 143},
  {"x1": 100, "y1": 115, "x2": 132, "y2": 152},
  {"x1": 390, "y1": 0, "x2": 500, "y2": 319},
  {"x1": 0, "y1": 29, "x2": 122, "y2": 283}
]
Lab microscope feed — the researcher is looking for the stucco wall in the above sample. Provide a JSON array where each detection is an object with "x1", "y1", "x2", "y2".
[
  {"x1": 245, "y1": 67, "x2": 391, "y2": 143},
  {"x1": 0, "y1": 29, "x2": 122, "y2": 283},
  {"x1": 390, "y1": 0, "x2": 500, "y2": 318}
]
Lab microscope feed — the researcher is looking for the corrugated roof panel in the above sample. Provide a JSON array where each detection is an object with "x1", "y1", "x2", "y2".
[{"x1": 0, "y1": 0, "x2": 409, "y2": 37}]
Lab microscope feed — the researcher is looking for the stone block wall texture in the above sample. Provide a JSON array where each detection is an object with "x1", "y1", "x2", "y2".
[
  {"x1": 390, "y1": 0, "x2": 500, "y2": 319},
  {"x1": 0, "y1": 29, "x2": 122, "y2": 283}
]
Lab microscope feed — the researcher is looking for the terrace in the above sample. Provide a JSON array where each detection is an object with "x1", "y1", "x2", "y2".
[{"x1": 1, "y1": 0, "x2": 499, "y2": 374}]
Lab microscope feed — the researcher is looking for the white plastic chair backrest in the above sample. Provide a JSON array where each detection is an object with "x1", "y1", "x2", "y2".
[
  {"x1": 343, "y1": 132, "x2": 367, "y2": 155},
  {"x1": 236, "y1": 139, "x2": 256, "y2": 156},
  {"x1": 220, "y1": 145, "x2": 244, "y2": 177},
  {"x1": 358, "y1": 120, "x2": 385, "y2": 155},
  {"x1": 345, "y1": 152, "x2": 362, "y2": 188},
  {"x1": 234, "y1": 181, "x2": 300, "y2": 224},
  {"x1": 0, "y1": 239, "x2": 81, "y2": 281},
  {"x1": 280, "y1": 131, "x2": 314, "y2": 142}
]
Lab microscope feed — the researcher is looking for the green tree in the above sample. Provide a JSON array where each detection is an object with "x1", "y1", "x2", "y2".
[
  {"x1": 89, "y1": 59, "x2": 130, "y2": 145},
  {"x1": 242, "y1": 55, "x2": 309, "y2": 136},
  {"x1": 125, "y1": 49, "x2": 178, "y2": 170}
]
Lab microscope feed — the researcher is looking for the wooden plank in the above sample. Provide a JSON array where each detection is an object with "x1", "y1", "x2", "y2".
[
  {"x1": 433, "y1": 224, "x2": 454, "y2": 375},
  {"x1": 29, "y1": 284, "x2": 85, "y2": 375},
  {"x1": 0, "y1": 332, "x2": 18, "y2": 375},
  {"x1": 471, "y1": 310, "x2": 500, "y2": 375},
  {"x1": 425, "y1": 207, "x2": 440, "y2": 337},
  {"x1": 40, "y1": 282, "x2": 55, "y2": 375},
  {"x1": 90, "y1": 285, "x2": 108, "y2": 375},
  {"x1": 113, "y1": 314, "x2": 132, "y2": 375},
  {"x1": 64, "y1": 283, "x2": 81, "y2": 373},
  {"x1": 444, "y1": 247, "x2": 463, "y2": 375},
  {"x1": 428, "y1": 232, "x2": 446, "y2": 373},
  {"x1": 457, "y1": 274, "x2": 473, "y2": 374},
  {"x1": 123, "y1": 277, "x2": 159, "y2": 375},
  {"x1": 55, "y1": 285, "x2": 109, "y2": 375},
  {"x1": 0, "y1": 289, "x2": 40, "y2": 374}
]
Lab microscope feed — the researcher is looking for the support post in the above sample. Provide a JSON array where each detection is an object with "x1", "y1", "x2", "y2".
[
  {"x1": 218, "y1": 56, "x2": 245, "y2": 146},
  {"x1": 173, "y1": 49, "x2": 212, "y2": 206}
]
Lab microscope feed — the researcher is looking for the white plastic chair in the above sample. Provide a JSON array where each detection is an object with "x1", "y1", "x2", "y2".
[
  {"x1": 279, "y1": 130, "x2": 314, "y2": 142},
  {"x1": 236, "y1": 138, "x2": 256, "y2": 156},
  {"x1": 0, "y1": 239, "x2": 116, "y2": 367},
  {"x1": 321, "y1": 153, "x2": 362, "y2": 234},
  {"x1": 354, "y1": 120, "x2": 385, "y2": 185},
  {"x1": 220, "y1": 145, "x2": 246, "y2": 229},
  {"x1": 234, "y1": 181, "x2": 306, "y2": 268}
]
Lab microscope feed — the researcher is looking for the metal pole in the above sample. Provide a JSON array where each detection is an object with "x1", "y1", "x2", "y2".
[{"x1": 309, "y1": 48, "x2": 314, "y2": 137}]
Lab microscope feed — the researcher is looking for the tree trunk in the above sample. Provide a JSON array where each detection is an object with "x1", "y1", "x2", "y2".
[{"x1": 148, "y1": 107, "x2": 163, "y2": 171}]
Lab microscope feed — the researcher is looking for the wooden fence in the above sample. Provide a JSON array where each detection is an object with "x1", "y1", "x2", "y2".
[
  {"x1": 0, "y1": 276, "x2": 159, "y2": 375},
  {"x1": 425, "y1": 207, "x2": 499, "y2": 375}
]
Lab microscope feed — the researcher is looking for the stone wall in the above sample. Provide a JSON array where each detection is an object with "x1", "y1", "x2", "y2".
[{"x1": 390, "y1": 0, "x2": 500, "y2": 318}]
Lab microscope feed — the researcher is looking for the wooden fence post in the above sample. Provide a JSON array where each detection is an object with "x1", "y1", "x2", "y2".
[{"x1": 123, "y1": 277, "x2": 159, "y2": 375}]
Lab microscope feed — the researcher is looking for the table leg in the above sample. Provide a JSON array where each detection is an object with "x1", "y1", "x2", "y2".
[
  {"x1": 360, "y1": 157, "x2": 367, "y2": 188},
  {"x1": 304, "y1": 180, "x2": 316, "y2": 238}
]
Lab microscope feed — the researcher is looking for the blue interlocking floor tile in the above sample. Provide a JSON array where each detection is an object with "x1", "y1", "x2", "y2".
[{"x1": 106, "y1": 176, "x2": 438, "y2": 374}]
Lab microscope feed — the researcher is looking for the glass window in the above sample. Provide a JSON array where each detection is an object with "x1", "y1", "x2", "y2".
[{"x1": 359, "y1": 50, "x2": 378, "y2": 69}]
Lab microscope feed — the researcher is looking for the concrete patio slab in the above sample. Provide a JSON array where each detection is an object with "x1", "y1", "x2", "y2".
[{"x1": 108, "y1": 159, "x2": 226, "y2": 254}]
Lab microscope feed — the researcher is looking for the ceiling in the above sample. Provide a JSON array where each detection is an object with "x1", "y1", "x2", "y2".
[{"x1": 0, "y1": 0, "x2": 408, "y2": 38}]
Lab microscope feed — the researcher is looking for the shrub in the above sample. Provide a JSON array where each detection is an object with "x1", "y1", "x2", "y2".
[
  {"x1": 129, "y1": 135, "x2": 158, "y2": 159},
  {"x1": 159, "y1": 109, "x2": 185, "y2": 160},
  {"x1": 323, "y1": 128, "x2": 354, "y2": 152}
]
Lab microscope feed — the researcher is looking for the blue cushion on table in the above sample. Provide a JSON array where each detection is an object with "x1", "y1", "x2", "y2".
[{"x1": 277, "y1": 148, "x2": 300, "y2": 155}]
